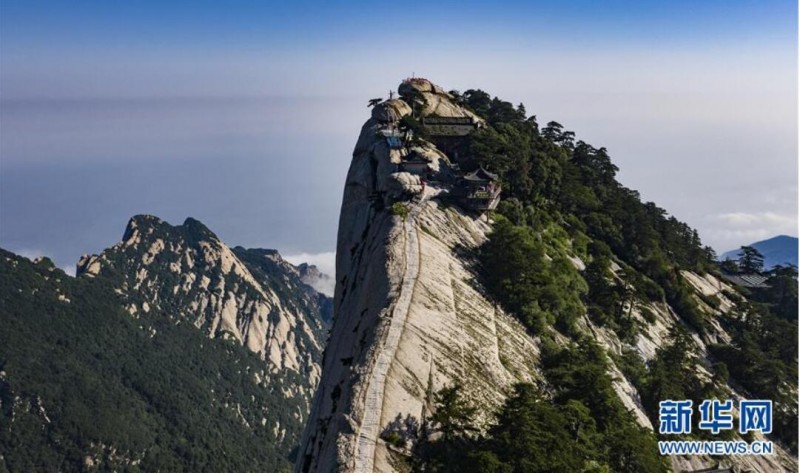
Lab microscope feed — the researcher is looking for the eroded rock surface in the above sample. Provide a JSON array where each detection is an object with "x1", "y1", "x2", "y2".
[
  {"x1": 77, "y1": 215, "x2": 329, "y2": 410},
  {"x1": 297, "y1": 80, "x2": 538, "y2": 473},
  {"x1": 298, "y1": 79, "x2": 797, "y2": 473}
]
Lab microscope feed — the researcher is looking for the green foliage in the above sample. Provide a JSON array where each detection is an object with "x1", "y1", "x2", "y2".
[
  {"x1": 639, "y1": 325, "x2": 725, "y2": 441},
  {"x1": 583, "y1": 243, "x2": 639, "y2": 341},
  {"x1": 709, "y1": 300, "x2": 798, "y2": 451},
  {"x1": 479, "y1": 217, "x2": 585, "y2": 334},
  {"x1": 642, "y1": 326, "x2": 699, "y2": 404},
  {"x1": 382, "y1": 431, "x2": 405, "y2": 449},
  {"x1": 541, "y1": 340, "x2": 667, "y2": 472},
  {"x1": 480, "y1": 386, "x2": 602, "y2": 472},
  {"x1": 400, "y1": 87, "x2": 430, "y2": 119},
  {"x1": 542, "y1": 340, "x2": 621, "y2": 429},
  {"x1": 697, "y1": 292, "x2": 721, "y2": 310},
  {"x1": 720, "y1": 258, "x2": 740, "y2": 273},
  {"x1": 399, "y1": 115, "x2": 429, "y2": 141},
  {"x1": 412, "y1": 385, "x2": 478, "y2": 472},
  {"x1": 466, "y1": 124, "x2": 538, "y2": 200},
  {"x1": 613, "y1": 347, "x2": 648, "y2": 389},
  {"x1": 429, "y1": 385, "x2": 478, "y2": 442},
  {"x1": 416, "y1": 341, "x2": 667, "y2": 473},
  {"x1": 495, "y1": 198, "x2": 526, "y2": 226},
  {"x1": 758, "y1": 264, "x2": 798, "y2": 320},
  {"x1": 391, "y1": 202, "x2": 410, "y2": 219},
  {"x1": 462, "y1": 89, "x2": 716, "y2": 332},
  {"x1": 736, "y1": 245, "x2": 765, "y2": 273},
  {"x1": 465, "y1": 84, "x2": 796, "y2": 464},
  {"x1": 649, "y1": 265, "x2": 706, "y2": 332},
  {"x1": 0, "y1": 250, "x2": 300, "y2": 472}
]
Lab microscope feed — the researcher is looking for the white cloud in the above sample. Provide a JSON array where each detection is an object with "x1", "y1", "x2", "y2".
[
  {"x1": 283, "y1": 251, "x2": 336, "y2": 296},
  {"x1": 705, "y1": 211, "x2": 798, "y2": 252},
  {"x1": 283, "y1": 251, "x2": 336, "y2": 277},
  {"x1": 715, "y1": 212, "x2": 797, "y2": 228}
]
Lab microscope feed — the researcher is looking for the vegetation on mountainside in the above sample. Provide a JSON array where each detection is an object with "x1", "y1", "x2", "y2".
[
  {"x1": 0, "y1": 250, "x2": 302, "y2": 472},
  {"x1": 414, "y1": 339, "x2": 668, "y2": 472},
  {"x1": 459, "y1": 89, "x2": 711, "y2": 334},
  {"x1": 459, "y1": 89, "x2": 797, "y2": 454},
  {"x1": 391, "y1": 202, "x2": 410, "y2": 219},
  {"x1": 479, "y1": 216, "x2": 586, "y2": 335},
  {"x1": 708, "y1": 254, "x2": 798, "y2": 450},
  {"x1": 638, "y1": 327, "x2": 732, "y2": 439},
  {"x1": 699, "y1": 247, "x2": 796, "y2": 449},
  {"x1": 722, "y1": 246, "x2": 798, "y2": 321}
]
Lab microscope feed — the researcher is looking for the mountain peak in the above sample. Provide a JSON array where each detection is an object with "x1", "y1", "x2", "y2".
[
  {"x1": 181, "y1": 216, "x2": 217, "y2": 241},
  {"x1": 298, "y1": 79, "x2": 797, "y2": 473},
  {"x1": 721, "y1": 234, "x2": 798, "y2": 269},
  {"x1": 119, "y1": 215, "x2": 221, "y2": 248},
  {"x1": 397, "y1": 77, "x2": 449, "y2": 97},
  {"x1": 122, "y1": 214, "x2": 163, "y2": 241},
  {"x1": 1, "y1": 245, "x2": 321, "y2": 471},
  {"x1": 76, "y1": 214, "x2": 329, "y2": 379}
]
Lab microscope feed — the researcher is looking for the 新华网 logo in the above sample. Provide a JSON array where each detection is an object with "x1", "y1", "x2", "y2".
[{"x1": 657, "y1": 399, "x2": 774, "y2": 456}]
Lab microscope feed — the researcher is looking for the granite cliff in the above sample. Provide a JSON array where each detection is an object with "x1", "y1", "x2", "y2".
[
  {"x1": 77, "y1": 215, "x2": 329, "y2": 404},
  {"x1": 297, "y1": 79, "x2": 797, "y2": 473},
  {"x1": 1, "y1": 213, "x2": 331, "y2": 471}
]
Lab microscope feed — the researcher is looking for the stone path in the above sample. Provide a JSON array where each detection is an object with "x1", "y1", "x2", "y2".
[{"x1": 354, "y1": 198, "x2": 424, "y2": 472}]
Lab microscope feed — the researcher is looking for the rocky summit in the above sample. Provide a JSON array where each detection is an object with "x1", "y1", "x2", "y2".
[
  {"x1": 296, "y1": 79, "x2": 798, "y2": 473},
  {"x1": 77, "y1": 215, "x2": 328, "y2": 398},
  {"x1": 1, "y1": 216, "x2": 331, "y2": 471}
]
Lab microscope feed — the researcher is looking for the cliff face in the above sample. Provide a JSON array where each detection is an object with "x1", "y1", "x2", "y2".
[
  {"x1": 584, "y1": 269, "x2": 796, "y2": 472},
  {"x1": 298, "y1": 82, "x2": 539, "y2": 472},
  {"x1": 77, "y1": 215, "x2": 329, "y2": 406},
  {"x1": 298, "y1": 79, "x2": 797, "y2": 473},
  {"x1": 299, "y1": 188, "x2": 540, "y2": 473}
]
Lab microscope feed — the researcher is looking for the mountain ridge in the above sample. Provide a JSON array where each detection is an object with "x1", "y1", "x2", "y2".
[
  {"x1": 77, "y1": 213, "x2": 327, "y2": 378},
  {"x1": 1, "y1": 214, "x2": 333, "y2": 471},
  {"x1": 1, "y1": 248, "x2": 304, "y2": 471},
  {"x1": 297, "y1": 78, "x2": 797, "y2": 473},
  {"x1": 721, "y1": 234, "x2": 798, "y2": 269}
]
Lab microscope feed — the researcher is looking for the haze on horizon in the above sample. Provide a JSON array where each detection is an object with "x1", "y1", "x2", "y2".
[{"x1": 1, "y1": 0, "x2": 796, "y2": 277}]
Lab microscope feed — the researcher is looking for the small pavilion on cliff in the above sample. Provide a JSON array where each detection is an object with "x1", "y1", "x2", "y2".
[{"x1": 455, "y1": 167, "x2": 501, "y2": 211}]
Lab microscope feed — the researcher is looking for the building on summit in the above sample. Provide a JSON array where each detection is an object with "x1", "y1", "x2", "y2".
[{"x1": 454, "y1": 167, "x2": 501, "y2": 211}]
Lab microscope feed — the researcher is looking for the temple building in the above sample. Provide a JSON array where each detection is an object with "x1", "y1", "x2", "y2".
[
  {"x1": 454, "y1": 167, "x2": 501, "y2": 211},
  {"x1": 398, "y1": 153, "x2": 429, "y2": 175},
  {"x1": 421, "y1": 116, "x2": 480, "y2": 137}
]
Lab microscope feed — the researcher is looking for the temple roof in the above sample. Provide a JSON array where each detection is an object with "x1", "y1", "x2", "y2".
[
  {"x1": 720, "y1": 272, "x2": 769, "y2": 288},
  {"x1": 463, "y1": 167, "x2": 498, "y2": 182}
]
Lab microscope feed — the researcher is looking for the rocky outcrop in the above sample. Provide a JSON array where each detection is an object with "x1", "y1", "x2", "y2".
[
  {"x1": 299, "y1": 196, "x2": 539, "y2": 472},
  {"x1": 371, "y1": 99, "x2": 412, "y2": 123},
  {"x1": 77, "y1": 215, "x2": 330, "y2": 407},
  {"x1": 398, "y1": 77, "x2": 483, "y2": 122},
  {"x1": 299, "y1": 79, "x2": 797, "y2": 473},
  {"x1": 297, "y1": 81, "x2": 538, "y2": 473}
]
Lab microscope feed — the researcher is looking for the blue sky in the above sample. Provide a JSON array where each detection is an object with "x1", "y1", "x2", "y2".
[
  {"x1": 1, "y1": 0, "x2": 797, "y2": 276},
  {"x1": 2, "y1": 0, "x2": 795, "y2": 99}
]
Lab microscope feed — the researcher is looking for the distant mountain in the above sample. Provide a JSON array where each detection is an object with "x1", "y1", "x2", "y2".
[
  {"x1": 721, "y1": 235, "x2": 798, "y2": 269},
  {"x1": 77, "y1": 215, "x2": 328, "y2": 383},
  {"x1": 1, "y1": 215, "x2": 331, "y2": 472}
]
